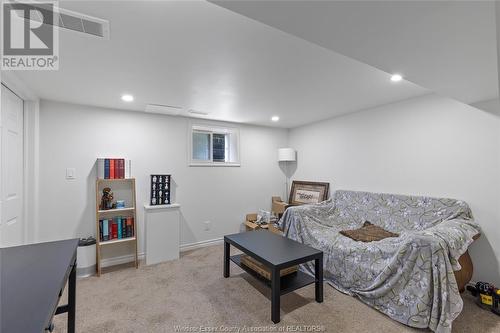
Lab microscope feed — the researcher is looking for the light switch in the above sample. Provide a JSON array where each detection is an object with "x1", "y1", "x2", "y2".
[{"x1": 66, "y1": 168, "x2": 76, "y2": 180}]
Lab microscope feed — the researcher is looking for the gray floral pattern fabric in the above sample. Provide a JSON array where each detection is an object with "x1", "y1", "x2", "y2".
[{"x1": 280, "y1": 190, "x2": 481, "y2": 333}]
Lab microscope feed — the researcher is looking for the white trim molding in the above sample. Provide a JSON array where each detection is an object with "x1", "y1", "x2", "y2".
[
  {"x1": 97, "y1": 238, "x2": 223, "y2": 265},
  {"x1": 77, "y1": 238, "x2": 224, "y2": 277},
  {"x1": 1, "y1": 72, "x2": 40, "y2": 244},
  {"x1": 23, "y1": 100, "x2": 40, "y2": 243},
  {"x1": 180, "y1": 237, "x2": 223, "y2": 252},
  {"x1": 1, "y1": 72, "x2": 39, "y2": 101}
]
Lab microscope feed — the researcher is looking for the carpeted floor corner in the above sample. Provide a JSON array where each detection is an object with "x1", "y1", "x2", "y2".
[{"x1": 54, "y1": 245, "x2": 500, "y2": 332}]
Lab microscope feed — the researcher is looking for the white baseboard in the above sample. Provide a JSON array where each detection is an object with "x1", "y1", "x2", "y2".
[
  {"x1": 77, "y1": 253, "x2": 145, "y2": 278},
  {"x1": 101, "y1": 238, "x2": 221, "y2": 265},
  {"x1": 180, "y1": 237, "x2": 223, "y2": 252},
  {"x1": 78, "y1": 238, "x2": 222, "y2": 277}
]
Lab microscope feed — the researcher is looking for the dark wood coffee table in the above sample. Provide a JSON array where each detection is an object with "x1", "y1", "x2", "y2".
[{"x1": 223, "y1": 230, "x2": 323, "y2": 323}]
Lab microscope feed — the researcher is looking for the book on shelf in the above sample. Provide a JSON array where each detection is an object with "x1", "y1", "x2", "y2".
[
  {"x1": 117, "y1": 217, "x2": 122, "y2": 239},
  {"x1": 121, "y1": 218, "x2": 126, "y2": 238},
  {"x1": 97, "y1": 158, "x2": 131, "y2": 179},
  {"x1": 99, "y1": 220, "x2": 103, "y2": 241},
  {"x1": 111, "y1": 222, "x2": 118, "y2": 239},
  {"x1": 127, "y1": 217, "x2": 133, "y2": 237},
  {"x1": 118, "y1": 159, "x2": 124, "y2": 178},
  {"x1": 110, "y1": 159, "x2": 115, "y2": 179},
  {"x1": 98, "y1": 216, "x2": 134, "y2": 242},
  {"x1": 102, "y1": 219, "x2": 109, "y2": 241}
]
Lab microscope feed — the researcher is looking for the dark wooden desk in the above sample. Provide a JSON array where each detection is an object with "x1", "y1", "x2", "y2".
[
  {"x1": 224, "y1": 231, "x2": 323, "y2": 323},
  {"x1": 0, "y1": 239, "x2": 78, "y2": 333}
]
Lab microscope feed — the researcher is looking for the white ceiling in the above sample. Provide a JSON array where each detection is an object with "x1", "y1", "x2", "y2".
[
  {"x1": 213, "y1": 0, "x2": 499, "y2": 106},
  {"x1": 11, "y1": 0, "x2": 428, "y2": 128}
]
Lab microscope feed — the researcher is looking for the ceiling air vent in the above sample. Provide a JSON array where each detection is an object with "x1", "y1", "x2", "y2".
[
  {"x1": 188, "y1": 109, "x2": 209, "y2": 116},
  {"x1": 15, "y1": 3, "x2": 110, "y2": 39},
  {"x1": 145, "y1": 104, "x2": 183, "y2": 116}
]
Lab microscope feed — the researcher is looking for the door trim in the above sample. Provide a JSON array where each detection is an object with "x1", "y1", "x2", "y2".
[{"x1": 1, "y1": 72, "x2": 40, "y2": 244}]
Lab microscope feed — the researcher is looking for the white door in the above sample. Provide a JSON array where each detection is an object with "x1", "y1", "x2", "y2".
[{"x1": 0, "y1": 84, "x2": 24, "y2": 247}]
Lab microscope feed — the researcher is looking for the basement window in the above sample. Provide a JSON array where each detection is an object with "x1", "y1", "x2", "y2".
[{"x1": 189, "y1": 124, "x2": 240, "y2": 166}]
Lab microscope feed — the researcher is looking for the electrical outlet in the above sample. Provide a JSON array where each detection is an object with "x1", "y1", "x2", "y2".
[{"x1": 204, "y1": 221, "x2": 211, "y2": 231}]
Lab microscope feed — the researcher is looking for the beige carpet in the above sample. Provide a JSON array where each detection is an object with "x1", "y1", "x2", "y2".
[{"x1": 54, "y1": 245, "x2": 500, "y2": 332}]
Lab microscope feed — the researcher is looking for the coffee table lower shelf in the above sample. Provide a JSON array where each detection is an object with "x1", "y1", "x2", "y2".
[{"x1": 230, "y1": 254, "x2": 316, "y2": 295}]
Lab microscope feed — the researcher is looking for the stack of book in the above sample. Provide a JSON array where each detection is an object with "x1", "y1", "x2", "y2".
[
  {"x1": 99, "y1": 217, "x2": 134, "y2": 242},
  {"x1": 97, "y1": 158, "x2": 131, "y2": 179}
]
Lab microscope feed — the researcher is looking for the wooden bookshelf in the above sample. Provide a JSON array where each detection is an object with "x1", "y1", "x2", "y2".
[
  {"x1": 95, "y1": 177, "x2": 138, "y2": 276},
  {"x1": 99, "y1": 237, "x2": 137, "y2": 246}
]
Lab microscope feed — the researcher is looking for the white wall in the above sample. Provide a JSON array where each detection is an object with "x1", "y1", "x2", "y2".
[
  {"x1": 38, "y1": 95, "x2": 500, "y2": 283},
  {"x1": 289, "y1": 94, "x2": 500, "y2": 285},
  {"x1": 38, "y1": 100, "x2": 287, "y2": 260}
]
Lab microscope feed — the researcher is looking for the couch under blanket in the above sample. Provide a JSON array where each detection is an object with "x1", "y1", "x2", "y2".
[{"x1": 280, "y1": 190, "x2": 481, "y2": 333}]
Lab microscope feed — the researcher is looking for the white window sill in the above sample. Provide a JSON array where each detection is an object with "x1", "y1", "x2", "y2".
[{"x1": 189, "y1": 162, "x2": 241, "y2": 167}]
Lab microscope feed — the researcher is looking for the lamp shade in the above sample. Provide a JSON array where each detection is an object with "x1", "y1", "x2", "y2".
[{"x1": 278, "y1": 148, "x2": 296, "y2": 162}]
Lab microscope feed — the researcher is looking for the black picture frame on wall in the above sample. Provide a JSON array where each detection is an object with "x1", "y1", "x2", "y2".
[{"x1": 150, "y1": 174, "x2": 171, "y2": 206}]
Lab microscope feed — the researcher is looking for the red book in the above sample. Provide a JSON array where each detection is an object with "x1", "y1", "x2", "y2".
[
  {"x1": 118, "y1": 159, "x2": 125, "y2": 179},
  {"x1": 110, "y1": 159, "x2": 115, "y2": 179},
  {"x1": 112, "y1": 222, "x2": 118, "y2": 239},
  {"x1": 115, "y1": 159, "x2": 119, "y2": 178}
]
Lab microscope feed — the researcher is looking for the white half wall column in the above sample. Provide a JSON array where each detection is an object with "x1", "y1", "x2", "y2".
[{"x1": 144, "y1": 203, "x2": 181, "y2": 265}]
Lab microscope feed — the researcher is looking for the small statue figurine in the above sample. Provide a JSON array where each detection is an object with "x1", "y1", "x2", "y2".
[{"x1": 100, "y1": 187, "x2": 116, "y2": 210}]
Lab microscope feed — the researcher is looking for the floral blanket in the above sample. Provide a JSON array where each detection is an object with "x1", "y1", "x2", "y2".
[{"x1": 280, "y1": 190, "x2": 481, "y2": 333}]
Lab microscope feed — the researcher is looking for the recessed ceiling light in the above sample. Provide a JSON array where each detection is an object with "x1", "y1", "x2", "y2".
[
  {"x1": 271, "y1": 116, "x2": 280, "y2": 122},
  {"x1": 121, "y1": 94, "x2": 134, "y2": 102},
  {"x1": 390, "y1": 74, "x2": 403, "y2": 82}
]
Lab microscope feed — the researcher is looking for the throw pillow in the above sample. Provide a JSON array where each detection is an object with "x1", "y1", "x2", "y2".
[{"x1": 340, "y1": 221, "x2": 399, "y2": 242}]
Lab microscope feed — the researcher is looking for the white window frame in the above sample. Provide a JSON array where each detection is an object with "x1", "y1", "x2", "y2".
[{"x1": 188, "y1": 122, "x2": 240, "y2": 167}]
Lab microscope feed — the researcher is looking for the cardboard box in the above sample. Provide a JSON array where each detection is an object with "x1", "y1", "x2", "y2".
[
  {"x1": 244, "y1": 212, "x2": 282, "y2": 234},
  {"x1": 268, "y1": 223, "x2": 282, "y2": 235},
  {"x1": 241, "y1": 254, "x2": 297, "y2": 280},
  {"x1": 245, "y1": 220, "x2": 260, "y2": 231},
  {"x1": 272, "y1": 196, "x2": 289, "y2": 215},
  {"x1": 246, "y1": 213, "x2": 258, "y2": 222},
  {"x1": 245, "y1": 213, "x2": 261, "y2": 231}
]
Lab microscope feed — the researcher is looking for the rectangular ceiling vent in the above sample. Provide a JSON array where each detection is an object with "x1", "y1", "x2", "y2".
[
  {"x1": 15, "y1": 3, "x2": 110, "y2": 39},
  {"x1": 188, "y1": 109, "x2": 209, "y2": 116},
  {"x1": 145, "y1": 104, "x2": 183, "y2": 116}
]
